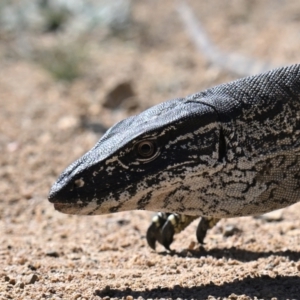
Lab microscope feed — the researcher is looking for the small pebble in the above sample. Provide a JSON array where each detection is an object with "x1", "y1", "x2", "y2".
[
  {"x1": 228, "y1": 293, "x2": 238, "y2": 300},
  {"x1": 28, "y1": 264, "x2": 37, "y2": 271},
  {"x1": 265, "y1": 263, "x2": 274, "y2": 270},
  {"x1": 258, "y1": 210, "x2": 283, "y2": 222},
  {"x1": 223, "y1": 225, "x2": 239, "y2": 237},
  {"x1": 16, "y1": 281, "x2": 25, "y2": 289},
  {"x1": 46, "y1": 251, "x2": 60, "y2": 258},
  {"x1": 26, "y1": 274, "x2": 39, "y2": 284},
  {"x1": 146, "y1": 260, "x2": 155, "y2": 267},
  {"x1": 188, "y1": 241, "x2": 196, "y2": 250},
  {"x1": 103, "y1": 81, "x2": 135, "y2": 109}
]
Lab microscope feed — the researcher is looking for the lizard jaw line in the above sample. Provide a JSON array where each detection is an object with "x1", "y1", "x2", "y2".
[{"x1": 53, "y1": 203, "x2": 85, "y2": 214}]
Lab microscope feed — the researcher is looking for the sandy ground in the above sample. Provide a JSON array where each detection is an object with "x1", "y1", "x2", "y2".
[{"x1": 1, "y1": 1, "x2": 300, "y2": 299}]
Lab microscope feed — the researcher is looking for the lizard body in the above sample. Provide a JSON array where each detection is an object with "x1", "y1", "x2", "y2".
[{"x1": 49, "y1": 64, "x2": 300, "y2": 250}]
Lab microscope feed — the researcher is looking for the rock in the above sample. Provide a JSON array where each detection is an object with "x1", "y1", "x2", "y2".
[
  {"x1": 187, "y1": 240, "x2": 196, "y2": 250},
  {"x1": 26, "y1": 274, "x2": 39, "y2": 284},
  {"x1": 28, "y1": 264, "x2": 37, "y2": 271},
  {"x1": 257, "y1": 209, "x2": 283, "y2": 222},
  {"x1": 46, "y1": 251, "x2": 60, "y2": 258},
  {"x1": 103, "y1": 81, "x2": 136, "y2": 109},
  {"x1": 223, "y1": 224, "x2": 239, "y2": 237},
  {"x1": 15, "y1": 281, "x2": 25, "y2": 289}
]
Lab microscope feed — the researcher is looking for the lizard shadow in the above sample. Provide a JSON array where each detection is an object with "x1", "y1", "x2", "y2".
[
  {"x1": 158, "y1": 246, "x2": 300, "y2": 263},
  {"x1": 94, "y1": 275, "x2": 300, "y2": 299}
]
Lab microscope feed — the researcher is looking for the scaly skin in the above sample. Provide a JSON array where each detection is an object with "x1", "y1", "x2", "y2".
[{"x1": 49, "y1": 65, "x2": 300, "y2": 250}]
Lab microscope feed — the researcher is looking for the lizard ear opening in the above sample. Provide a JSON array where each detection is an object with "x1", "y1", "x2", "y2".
[{"x1": 218, "y1": 128, "x2": 227, "y2": 162}]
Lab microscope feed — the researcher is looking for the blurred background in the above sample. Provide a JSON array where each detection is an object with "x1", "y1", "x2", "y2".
[
  {"x1": 1, "y1": 1, "x2": 300, "y2": 298},
  {"x1": 2, "y1": 0, "x2": 300, "y2": 203}
]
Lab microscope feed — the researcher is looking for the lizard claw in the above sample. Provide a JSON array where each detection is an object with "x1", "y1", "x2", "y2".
[
  {"x1": 196, "y1": 217, "x2": 220, "y2": 244},
  {"x1": 161, "y1": 218, "x2": 175, "y2": 251},
  {"x1": 146, "y1": 213, "x2": 170, "y2": 250},
  {"x1": 146, "y1": 222, "x2": 161, "y2": 250},
  {"x1": 196, "y1": 219, "x2": 207, "y2": 244},
  {"x1": 146, "y1": 216, "x2": 175, "y2": 251}
]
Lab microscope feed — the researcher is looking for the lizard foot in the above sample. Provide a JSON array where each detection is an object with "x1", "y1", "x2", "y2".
[
  {"x1": 146, "y1": 213, "x2": 198, "y2": 250},
  {"x1": 196, "y1": 217, "x2": 220, "y2": 244},
  {"x1": 146, "y1": 214, "x2": 221, "y2": 250},
  {"x1": 146, "y1": 212, "x2": 171, "y2": 250}
]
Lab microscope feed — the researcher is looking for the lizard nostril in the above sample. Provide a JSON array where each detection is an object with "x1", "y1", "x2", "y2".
[{"x1": 74, "y1": 178, "x2": 85, "y2": 188}]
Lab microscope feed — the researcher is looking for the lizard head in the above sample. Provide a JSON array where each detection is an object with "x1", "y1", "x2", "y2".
[{"x1": 48, "y1": 98, "x2": 220, "y2": 215}]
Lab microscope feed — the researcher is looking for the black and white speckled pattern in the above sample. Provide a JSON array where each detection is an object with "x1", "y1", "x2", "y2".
[{"x1": 49, "y1": 64, "x2": 300, "y2": 219}]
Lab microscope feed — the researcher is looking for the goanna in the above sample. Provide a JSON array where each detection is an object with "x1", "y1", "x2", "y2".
[{"x1": 49, "y1": 64, "x2": 300, "y2": 250}]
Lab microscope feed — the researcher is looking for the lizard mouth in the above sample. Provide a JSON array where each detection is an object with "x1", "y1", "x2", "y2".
[
  {"x1": 53, "y1": 201, "x2": 103, "y2": 215},
  {"x1": 53, "y1": 203, "x2": 85, "y2": 214}
]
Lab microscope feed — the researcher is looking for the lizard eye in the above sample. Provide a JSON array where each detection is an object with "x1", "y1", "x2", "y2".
[{"x1": 135, "y1": 140, "x2": 159, "y2": 161}]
